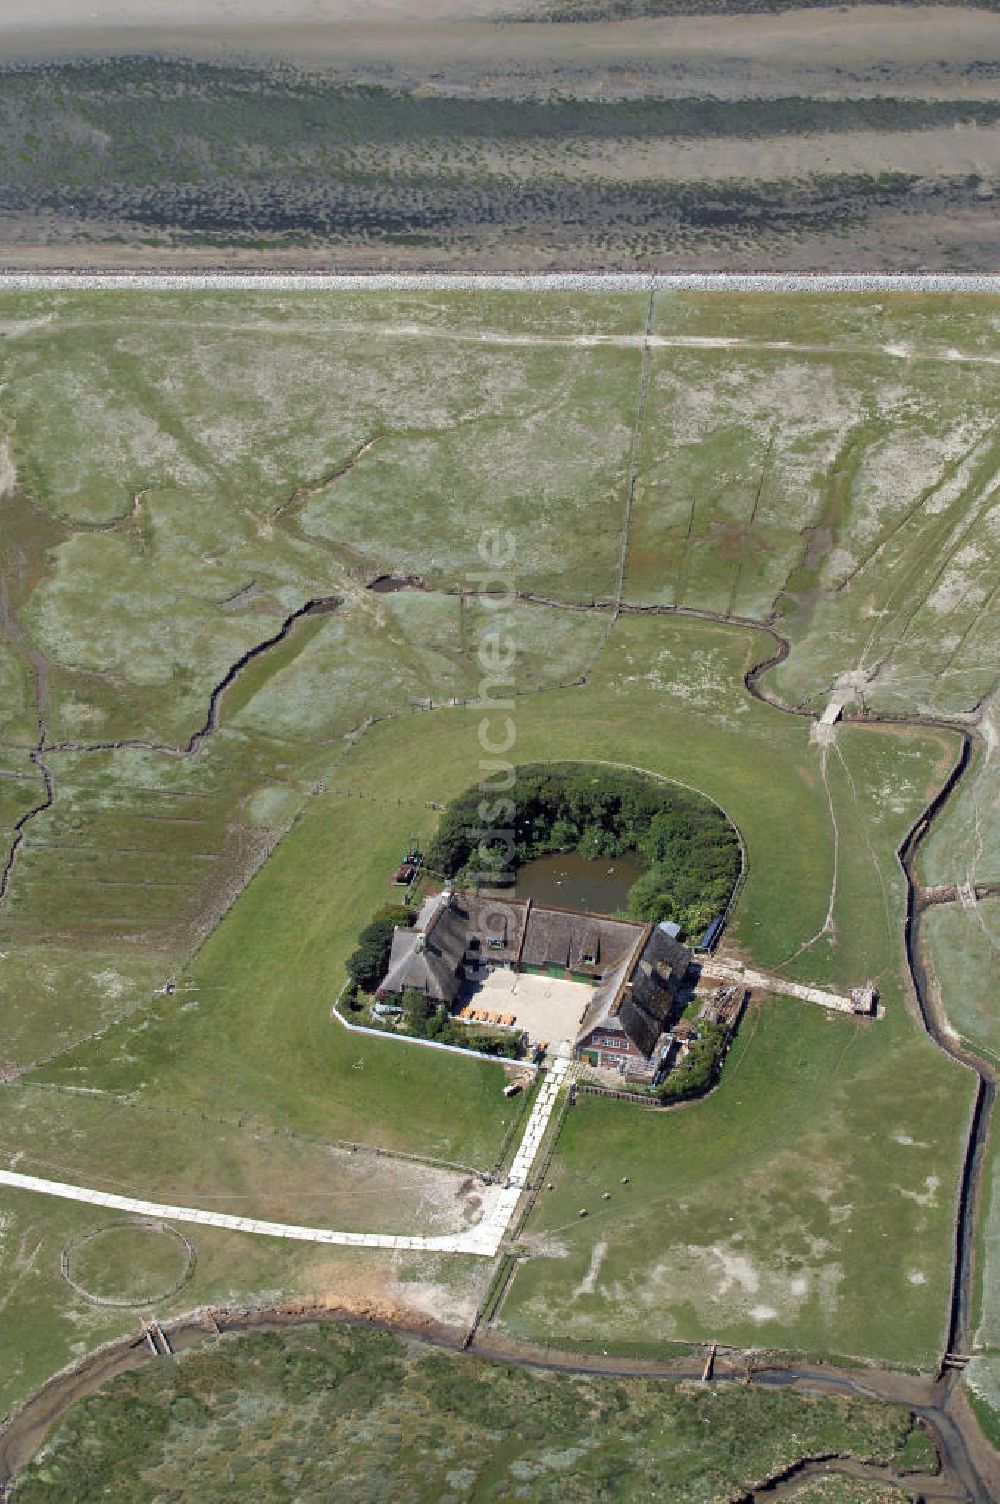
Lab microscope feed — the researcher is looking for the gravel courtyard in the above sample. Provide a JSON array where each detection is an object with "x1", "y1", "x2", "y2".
[{"x1": 466, "y1": 968, "x2": 592, "y2": 1049}]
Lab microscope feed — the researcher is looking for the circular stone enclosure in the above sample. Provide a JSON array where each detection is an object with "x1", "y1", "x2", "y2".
[{"x1": 61, "y1": 1221, "x2": 196, "y2": 1308}]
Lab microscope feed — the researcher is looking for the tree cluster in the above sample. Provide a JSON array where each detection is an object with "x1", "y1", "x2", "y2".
[
  {"x1": 658, "y1": 1022, "x2": 728, "y2": 1103},
  {"x1": 427, "y1": 763, "x2": 740, "y2": 939},
  {"x1": 345, "y1": 904, "x2": 413, "y2": 991},
  {"x1": 400, "y1": 990, "x2": 522, "y2": 1057}
]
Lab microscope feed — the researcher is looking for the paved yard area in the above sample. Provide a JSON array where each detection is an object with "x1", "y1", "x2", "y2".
[{"x1": 466, "y1": 968, "x2": 593, "y2": 1049}]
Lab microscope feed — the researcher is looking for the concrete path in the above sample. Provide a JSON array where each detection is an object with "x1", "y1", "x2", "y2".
[
  {"x1": 0, "y1": 1058, "x2": 570, "y2": 1256},
  {"x1": 507, "y1": 1054, "x2": 569, "y2": 1189},
  {"x1": 699, "y1": 958, "x2": 864, "y2": 1015},
  {"x1": 3, "y1": 274, "x2": 1000, "y2": 293}
]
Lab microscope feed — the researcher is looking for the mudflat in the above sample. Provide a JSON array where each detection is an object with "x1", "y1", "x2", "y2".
[
  {"x1": 2, "y1": 5, "x2": 998, "y2": 100},
  {"x1": 0, "y1": 6, "x2": 997, "y2": 272}
]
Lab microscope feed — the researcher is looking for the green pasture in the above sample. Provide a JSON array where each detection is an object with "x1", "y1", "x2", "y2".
[
  {"x1": 0, "y1": 735, "x2": 290, "y2": 952},
  {"x1": 500, "y1": 994, "x2": 968, "y2": 1369},
  {"x1": 920, "y1": 740, "x2": 1000, "y2": 890},
  {"x1": 0, "y1": 642, "x2": 33, "y2": 743},
  {"x1": 3, "y1": 579, "x2": 607, "y2": 955},
  {"x1": 626, "y1": 331, "x2": 999, "y2": 718},
  {"x1": 967, "y1": 1103, "x2": 1000, "y2": 1451},
  {"x1": 0, "y1": 1076, "x2": 501, "y2": 1234},
  {"x1": 21, "y1": 785, "x2": 510, "y2": 1164},
  {"x1": 0, "y1": 746, "x2": 45, "y2": 857},
  {"x1": 491, "y1": 661, "x2": 970, "y2": 1369},
  {"x1": 228, "y1": 593, "x2": 607, "y2": 742},
  {"x1": 653, "y1": 290, "x2": 1000, "y2": 357},
  {"x1": 906, "y1": 725, "x2": 1000, "y2": 1441},
  {"x1": 4, "y1": 292, "x2": 636, "y2": 599},
  {"x1": 0, "y1": 946, "x2": 164, "y2": 1073},
  {"x1": 0, "y1": 292, "x2": 994, "y2": 739},
  {"x1": 923, "y1": 901, "x2": 1000, "y2": 1065},
  {"x1": 906, "y1": 728, "x2": 1000, "y2": 1439},
  {"x1": 0, "y1": 1184, "x2": 489, "y2": 1422},
  {"x1": 6, "y1": 614, "x2": 970, "y2": 1377},
  {"x1": 65, "y1": 1222, "x2": 193, "y2": 1305},
  {"x1": 786, "y1": 1483, "x2": 912, "y2": 1504}
]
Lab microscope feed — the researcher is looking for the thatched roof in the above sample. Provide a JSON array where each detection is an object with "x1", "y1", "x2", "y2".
[
  {"x1": 381, "y1": 894, "x2": 462, "y2": 1001},
  {"x1": 379, "y1": 892, "x2": 692, "y2": 1060},
  {"x1": 380, "y1": 889, "x2": 530, "y2": 1002},
  {"x1": 520, "y1": 905, "x2": 642, "y2": 977},
  {"x1": 578, "y1": 922, "x2": 692, "y2": 1058}
]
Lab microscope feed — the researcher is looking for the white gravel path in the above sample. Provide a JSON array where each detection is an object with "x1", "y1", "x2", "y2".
[
  {"x1": 1, "y1": 274, "x2": 999, "y2": 293},
  {"x1": 0, "y1": 1058, "x2": 569, "y2": 1255}
]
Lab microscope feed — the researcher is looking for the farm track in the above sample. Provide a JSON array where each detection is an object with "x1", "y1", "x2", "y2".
[
  {"x1": 0, "y1": 579, "x2": 997, "y2": 1499},
  {"x1": 9, "y1": 305, "x2": 1000, "y2": 373}
]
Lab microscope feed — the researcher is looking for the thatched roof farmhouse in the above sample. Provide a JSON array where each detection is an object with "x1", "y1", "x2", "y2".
[{"x1": 379, "y1": 889, "x2": 692, "y2": 1079}]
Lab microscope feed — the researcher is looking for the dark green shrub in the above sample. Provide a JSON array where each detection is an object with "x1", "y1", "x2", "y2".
[
  {"x1": 346, "y1": 905, "x2": 413, "y2": 990},
  {"x1": 658, "y1": 1022, "x2": 728, "y2": 1103}
]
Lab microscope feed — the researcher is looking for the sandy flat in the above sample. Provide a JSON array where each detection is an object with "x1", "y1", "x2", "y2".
[
  {"x1": 1, "y1": 6, "x2": 998, "y2": 105},
  {"x1": 0, "y1": 0, "x2": 512, "y2": 31},
  {"x1": 0, "y1": 0, "x2": 505, "y2": 25},
  {"x1": 1, "y1": 1, "x2": 997, "y2": 270},
  {"x1": 345, "y1": 124, "x2": 1000, "y2": 185}
]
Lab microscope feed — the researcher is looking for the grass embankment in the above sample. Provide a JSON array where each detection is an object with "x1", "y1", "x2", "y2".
[{"x1": 12, "y1": 1321, "x2": 935, "y2": 1504}]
